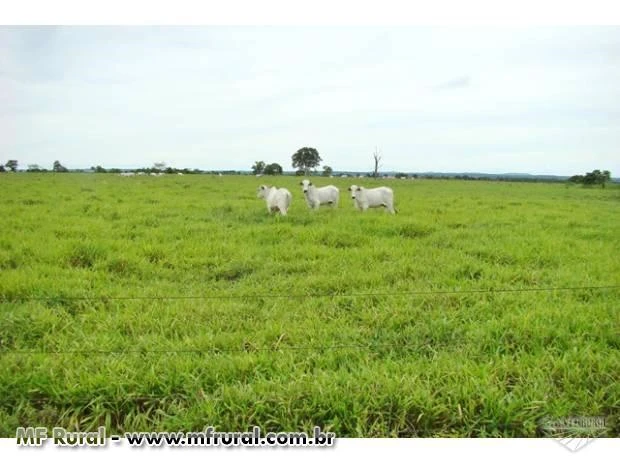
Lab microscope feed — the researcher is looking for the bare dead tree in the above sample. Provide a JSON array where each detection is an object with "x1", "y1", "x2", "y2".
[{"x1": 372, "y1": 147, "x2": 382, "y2": 178}]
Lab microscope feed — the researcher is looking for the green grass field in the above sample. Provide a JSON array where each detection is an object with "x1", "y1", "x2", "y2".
[{"x1": 0, "y1": 173, "x2": 618, "y2": 437}]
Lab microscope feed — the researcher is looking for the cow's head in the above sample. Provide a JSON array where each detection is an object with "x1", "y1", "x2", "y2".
[
  {"x1": 348, "y1": 185, "x2": 361, "y2": 199},
  {"x1": 256, "y1": 185, "x2": 269, "y2": 199},
  {"x1": 300, "y1": 179, "x2": 312, "y2": 194}
]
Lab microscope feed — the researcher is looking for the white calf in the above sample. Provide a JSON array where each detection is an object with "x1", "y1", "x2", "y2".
[
  {"x1": 300, "y1": 179, "x2": 339, "y2": 210},
  {"x1": 256, "y1": 185, "x2": 292, "y2": 216},
  {"x1": 348, "y1": 185, "x2": 396, "y2": 214}
]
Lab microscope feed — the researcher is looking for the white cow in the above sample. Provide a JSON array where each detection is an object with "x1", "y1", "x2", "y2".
[
  {"x1": 300, "y1": 179, "x2": 339, "y2": 210},
  {"x1": 348, "y1": 185, "x2": 396, "y2": 214},
  {"x1": 256, "y1": 185, "x2": 292, "y2": 216}
]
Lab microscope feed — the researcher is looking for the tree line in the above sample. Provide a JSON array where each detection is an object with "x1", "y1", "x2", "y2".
[
  {"x1": 568, "y1": 169, "x2": 612, "y2": 188},
  {"x1": 1, "y1": 160, "x2": 68, "y2": 172},
  {"x1": 3, "y1": 156, "x2": 613, "y2": 186}
]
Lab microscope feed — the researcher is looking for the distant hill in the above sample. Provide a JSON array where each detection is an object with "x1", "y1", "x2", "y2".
[
  {"x1": 409, "y1": 172, "x2": 572, "y2": 181},
  {"x1": 330, "y1": 171, "x2": 619, "y2": 182},
  {"x1": 329, "y1": 171, "x2": 574, "y2": 181}
]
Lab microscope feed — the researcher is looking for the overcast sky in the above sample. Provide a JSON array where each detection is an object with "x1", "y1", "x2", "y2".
[{"x1": 1, "y1": 26, "x2": 619, "y2": 175}]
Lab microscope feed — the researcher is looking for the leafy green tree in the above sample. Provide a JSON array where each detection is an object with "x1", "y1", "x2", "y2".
[
  {"x1": 5, "y1": 160, "x2": 18, "y2": 172},
  {"x1": 252, "y1": 161, "x2": 266, "y2": 175},
  {"x1": 601, "y1": 170, "x2": 611, "y2": 187},
  {"x1": 92, "y1": 165, "x2": 107, "y2": 173},
  {"x1": 322, "y1": 165, "x2": 333, "y2": 177},
  {"x1": 568, "y1": 175, "x2": 584, "y2": 183},
  {"x1": 263, "y1": 163, "x2": 283, "y2": 175},
  {"x1": 577, "y1": 169, "x2": 612, "y2": 188},
  {"x1": 292, "y1": 147, "x2": 322, "y2": 175},
  {"x1": 152, "y1": 162, "x2": 166, "y2": 173},
  {"x1": 53, "y1": 160, "x2": 68, "y2": 172},
  {"x1": 27, "y1": 164, "x2": 44, "y2": 172}
]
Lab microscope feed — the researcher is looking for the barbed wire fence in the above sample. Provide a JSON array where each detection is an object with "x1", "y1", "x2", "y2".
[
  {"x1": 1, "y1": 283, "x2": 617, "y2": 426},
  {"x1": 1, "y1": 284, "x2": 617, "y2": 356},
  {"x1": 1, "y1": 284, "x2": 617, "y2": 302}
]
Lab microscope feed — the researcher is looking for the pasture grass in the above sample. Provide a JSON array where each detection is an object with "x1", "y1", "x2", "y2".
[{"x1": 0, "y1": 173, "x2": 618, "y2": 437}]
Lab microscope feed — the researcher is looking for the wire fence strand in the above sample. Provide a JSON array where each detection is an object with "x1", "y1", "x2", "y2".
[
  {"x1": 0, "y1": 340, "x2": 605, "y2": 357},
  {"x1": 1, "y1": 343, "x2": 464, "y2": 355},
  {"x1": 0, "y1": 284, "x2": 618, "y2": 302},
  {"x1": 1, "y1": 284, "x2": 617, "y2": 356}
]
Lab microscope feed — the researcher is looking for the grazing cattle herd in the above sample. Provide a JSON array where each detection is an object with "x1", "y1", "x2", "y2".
[{"x1": 257, "y1": 179, "x2": 397, "y2": 215}]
